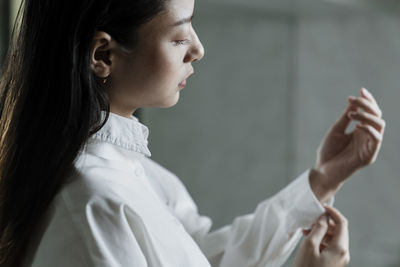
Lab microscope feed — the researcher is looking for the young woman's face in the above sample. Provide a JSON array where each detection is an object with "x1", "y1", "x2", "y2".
[{"x1": 109, "y1": 0, "x2": 204, "y2": 116}]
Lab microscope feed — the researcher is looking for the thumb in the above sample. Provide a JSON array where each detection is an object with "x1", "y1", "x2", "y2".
[{"x1": 305, "y1": 214, "x2": 329, "y2": 254}]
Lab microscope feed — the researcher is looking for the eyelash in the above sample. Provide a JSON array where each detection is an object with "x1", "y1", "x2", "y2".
[{"x1": 173, "y1": 39, "x2": 191, "y2": 46}]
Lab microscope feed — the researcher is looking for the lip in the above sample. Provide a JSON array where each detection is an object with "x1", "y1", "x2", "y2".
[
  {"x1": 178, "y1": 80, "x2": 187, "y2": 89},
  {"x1": 179, "y1": 71, "x2": 194, "y2": 89}
]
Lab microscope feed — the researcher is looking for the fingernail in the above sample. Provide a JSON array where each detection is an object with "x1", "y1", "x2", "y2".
[
  {"x1": 348, "y1": 96, "x2": 356, "y2": 101},
  {"x1": 348, "y1": 111, "x2": 356, "y2": 117},
  {"x1": 362, "y1": 87, "x2": 372, "y2": 96}
]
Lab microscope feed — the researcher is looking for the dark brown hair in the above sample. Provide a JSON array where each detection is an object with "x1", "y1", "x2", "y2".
[{"x1": 0, "y1": 0, "x2": 166, "y2": 265}]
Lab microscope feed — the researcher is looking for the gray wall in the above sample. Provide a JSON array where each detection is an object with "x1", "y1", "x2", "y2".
[
  {"x1": 142, "y1": 2, "x2": 400, "y2": 267},
  {"x1": 294, "y1": 11, "x2": 400, "y2": 267}
]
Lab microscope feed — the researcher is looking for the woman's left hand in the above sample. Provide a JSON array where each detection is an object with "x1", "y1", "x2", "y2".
[{"x1": 310, "y1": 87, "x2": 385, "y2": 202}]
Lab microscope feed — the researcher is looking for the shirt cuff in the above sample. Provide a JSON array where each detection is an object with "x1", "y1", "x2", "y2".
[{"x1": 274, "y1": 169, "x2": 335, "y2": 232}]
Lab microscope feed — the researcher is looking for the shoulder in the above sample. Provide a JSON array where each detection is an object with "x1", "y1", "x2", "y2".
[
  {"x1": 57, "y1": 153, "x2": 160, "y2": 222},
  {"x1": 140, "y1": 157, "x2": 190, "y2": 203}
]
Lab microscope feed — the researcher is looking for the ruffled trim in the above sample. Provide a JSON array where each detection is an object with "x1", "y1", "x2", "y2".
[{"x1": 89, "y1": 111, "x2": 151, "y2": 157}]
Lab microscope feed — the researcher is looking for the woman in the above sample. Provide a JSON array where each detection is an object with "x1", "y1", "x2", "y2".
[{"x1": 0, "y1": 0, "x2": 385, "y2": 266}]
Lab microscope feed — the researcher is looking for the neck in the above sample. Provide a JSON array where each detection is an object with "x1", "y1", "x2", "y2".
[{"x1": 109, "y1": 103, "x2": 137, "y2": 119}]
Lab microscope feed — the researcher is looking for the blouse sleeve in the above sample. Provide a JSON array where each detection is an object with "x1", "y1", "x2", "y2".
[
  {"x1": 80, "y1": 197, "x2": 150, "y2": 267},
  {"x1": 30, "y1": 187, "x2": 152, "y2": 267},
  {"x1": 164, "y1": 169, "x2": 331, "y2": 267}
]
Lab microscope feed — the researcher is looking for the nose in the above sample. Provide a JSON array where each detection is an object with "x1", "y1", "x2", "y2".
[{"x1": 186, "y1": 28, "x2": 205, "y2": 63}]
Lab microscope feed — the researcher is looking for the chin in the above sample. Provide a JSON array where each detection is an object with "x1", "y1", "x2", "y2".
[{"x1": 159, "y1": 92, "x2": 180, "y2": 108}]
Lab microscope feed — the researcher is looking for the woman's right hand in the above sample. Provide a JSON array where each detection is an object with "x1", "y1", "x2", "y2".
[{"x1": 293, "y1": 205, "x2": 350, "y2": 267}]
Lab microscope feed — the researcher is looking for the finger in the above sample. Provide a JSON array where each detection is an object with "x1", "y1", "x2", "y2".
[
  {"x1": 320, "y1": 242, "x2": 327, "y2": 251},
  {"x1": 303, "y1": 229, "x2": 328, "y2": 237},
  {"x1": 332, "y1": 103, "x2": 358, "y2": 133},
  {"x1": 322, "y1": 232, "x2": 333, "y2": 244},
  {"x1": 328, "y1": 217, "x2": 336, "y2": 229},
  {"x1": 356, "y1": 124, "x2": 383, "y2": 143},
  {"x1": 348, "y1": 111, "x2": 386, "y2": 133},
  {"x1": 324, "y1": 206, "x2": 349, "y2": 250},
  {"x1": 302, "y1": 229, "x2": 311, "y2": 236},
  {"x1": 348, "y1": 96, "x2": 382, "y2": 118},
  {"x1": 361, "y1": 87, "x2": 377, "y2": 105},
  {"x1": 304, "y1": 221, "x2": 335, "y2": 237},
  {"x1": 305, "y1": 214, "x2": 329, "y2": 254},
  {"x1": 327, "y1": 218, "x2": 336, "y2": 236}
]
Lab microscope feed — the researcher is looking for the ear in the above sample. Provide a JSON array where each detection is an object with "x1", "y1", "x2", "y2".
[{"x1": 90, "y1": 31, "x2": 115, "y2": 79}]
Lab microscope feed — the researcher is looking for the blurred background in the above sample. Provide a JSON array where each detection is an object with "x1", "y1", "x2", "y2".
[{"x1": 1, "y1": 0, "x2": 400, "y2": 266}]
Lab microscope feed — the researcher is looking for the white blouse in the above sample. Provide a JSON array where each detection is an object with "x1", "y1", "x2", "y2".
[{"x1": 26, "y1": 111, "x2": 328, "y2": 267}]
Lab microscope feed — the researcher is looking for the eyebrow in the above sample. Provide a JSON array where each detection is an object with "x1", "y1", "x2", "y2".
[{"x1": 172, "y1": 15, "x2": 194, "y2": 27}]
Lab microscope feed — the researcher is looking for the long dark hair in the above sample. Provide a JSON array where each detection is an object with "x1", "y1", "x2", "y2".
[{"x1": 0, "y1": 0, "x2": 166, "y2": 265}]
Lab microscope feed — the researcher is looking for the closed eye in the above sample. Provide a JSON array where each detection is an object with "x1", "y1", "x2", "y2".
[{"x1": 173, "y1": 39, "x2": 191, "y2": 46}]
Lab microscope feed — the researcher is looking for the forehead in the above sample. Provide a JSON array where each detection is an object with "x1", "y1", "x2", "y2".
[
  {"x1": 134, "y1": 0, "x2": 194, "y2": 42},
  {"x1": 166, "y1": 0, "x2": 195, "y2": 16},
  {"x1": 148, "y1": 0, "x2": 194, "y2": 29}
]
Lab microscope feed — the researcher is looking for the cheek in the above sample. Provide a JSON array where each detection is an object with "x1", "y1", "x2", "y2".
[
  {"x1": 127, "y1": 48, "x2": 180, "y2": 89},
  {"x1": 151, "y1": 46, "x2": 183, "y2": 83},
  {"x1": 112, "y1": 44, "x2": 184, "y2": 104}
]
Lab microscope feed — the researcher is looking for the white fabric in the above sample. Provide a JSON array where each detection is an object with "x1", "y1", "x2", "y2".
[{"x1": 26, "y1": 111, "x2": 330, "y2": 267}]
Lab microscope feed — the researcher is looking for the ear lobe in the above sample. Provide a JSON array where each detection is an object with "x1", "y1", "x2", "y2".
[{"x1": 90, "y1": 31, "x2": 113, "y2": 78}]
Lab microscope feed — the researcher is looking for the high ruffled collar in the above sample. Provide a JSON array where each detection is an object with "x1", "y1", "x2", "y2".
[{"x1": 88, "y1": 111, "x2": 151, "y2": 157}]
